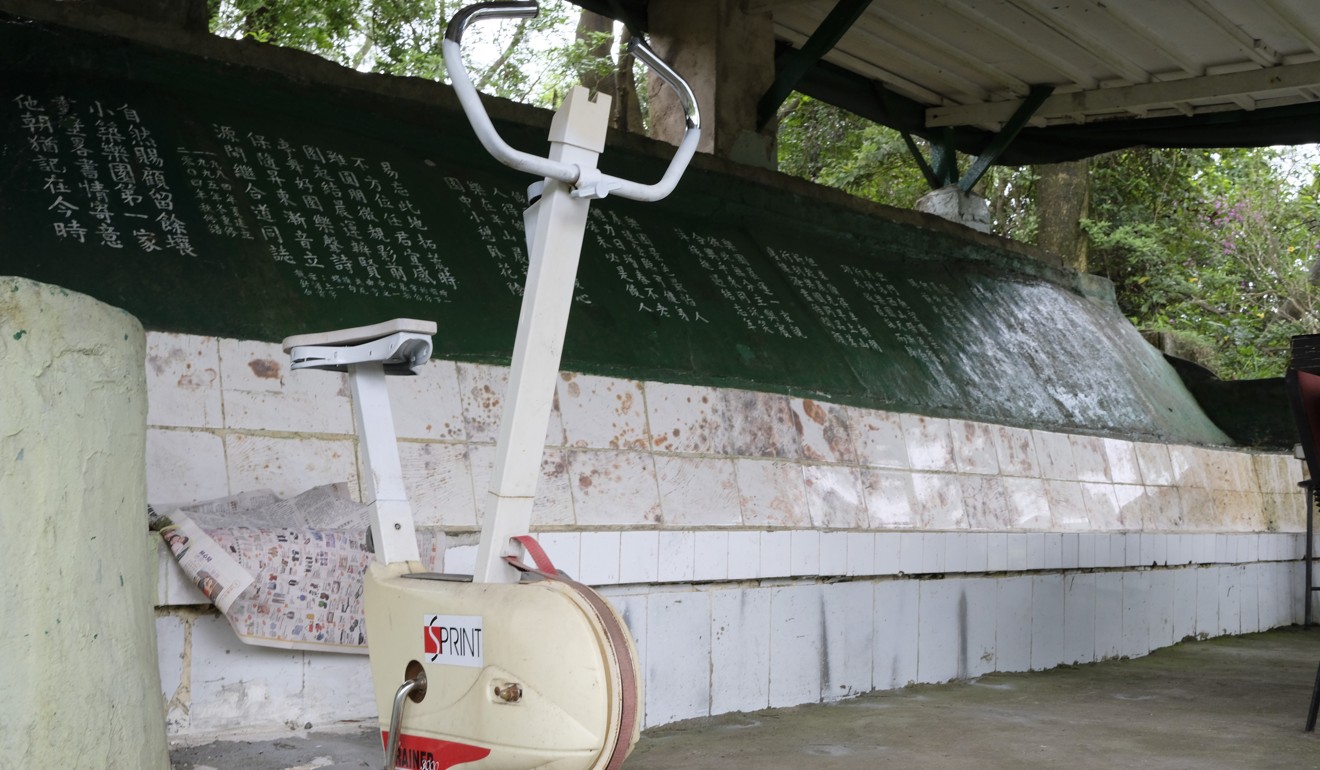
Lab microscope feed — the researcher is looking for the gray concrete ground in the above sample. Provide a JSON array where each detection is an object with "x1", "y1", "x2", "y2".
[{"x1": 172, "y1": 627, "x2": 1320, "y2": 770}]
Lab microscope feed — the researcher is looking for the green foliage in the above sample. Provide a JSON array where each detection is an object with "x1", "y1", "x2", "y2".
[
  {"x1": 1086, "y1": 147, "x2": 1320, "y2": 378},
  {"x1": 210, "y1": 0, "x2": 599, "y2": 108},
  {"x1": 776, "y1": 95, "x2": 928, "y2": 209}
]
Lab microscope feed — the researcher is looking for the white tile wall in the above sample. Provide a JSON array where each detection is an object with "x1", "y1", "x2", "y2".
[
  {"x1": 822, "y1": 582, "x2": 874, "y2": 700},
  {"x1": 768, "y1": 585, "x2": 825, "y2": 707},
  {"x1": 644, "y1": 591, "x2": 711, "y2": 726},
  {"x1": 145, "y1": 336, "x2": 1313, "y2": 742},
  {"x1": 873, "y1": 580, "x2": 920, "y2": 690},
  {"x1": 710, "y1": 588, "x2": 771, "y2": 713}
]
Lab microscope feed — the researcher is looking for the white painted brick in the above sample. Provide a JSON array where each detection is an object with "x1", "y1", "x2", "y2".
[
  {"x1": 737, "y1": 459, "x2": 810, "y2": 527},
  {"x1": 965, "y1": 533, "x2": 990, "y2": 574},
  {"x1": 568, "y1": 450, "x2": 661, "y2": 526},
  {"x1": 1134, "y1": 442, "x2": 1174, "y2": 486},
  {"x1": 944, "y1": 532, "x2": 969, "y2": 574},
  {"x1": 992, "y1": 425, "x2": 1040, "y2": 478},
  {"x1": 605, "y1": 592, "x2": 648, "y2": 685},
  {"x1": 874, "y1": 532, "x2": 900, "y2": 575},
  {"x1": 220, "y1": 338, "x2": 352, "y2": 435},
  {"x1": 1025, "y1": 532, "x2": 1045, "y2": 571},
  {"x1": 469, "y1": 446, "x2": 575, "y2": 528},
  {"x1": 1076, "y1": 534, "x2": 1097, "y2": 569},
  {"x1": 769, "y1": 585, "x2": 824, "y2": 707},
  {"x1": 1125, "y1": 534, "x2": 1144, "y2": 568},
  {"x1": 1093, "y1": 573, "x2": 1123, "y2": 661},
  {"x1": 803, "y1": 464, "x2": 867, "y2": 528},
  {"x1": 456, "y1": 363, "x2": 564, "y2": 446},
  {"x1": 790, "y1": 530, "x2": 821, "y2": 576},
  {"x1": 386, "y1": 359, "x2": 466, "y2": 441},
  {"x1": 657, "y1": 531, "x2": 695, "y2": 583},
  {"x1": 693, "y1": 531, "x2": 729, "y2": 582},
  {"x1": 910, "y1": 472, "x2": 966, "y2": 529},
  {"x1": 710, "y1": 588, "x2": 770, "y2": 714},
  {"x1": 901, "y1": 414, "x2": 957, "y2": 471},
  {"x1": 146, "y1": 332, "x2": 222, "y2": 429},
  {"x1": 962, "y1": 578, "x2": 1000, "y2": 677},
  {"x1": 788, "y1": 397, "x2": 858, "y2": 464},
  {"x1": 579, "y1": 531, "x2": 621, "y2": 585},
  {"x1": 155, "y1": 613, "x2": 187, "y2": 727},
  {"x1": 444, "y1": 545, "x2": 476, "y2": 574},
  {"x1": 400, "y1": 442, "x2": 477, "y2": 529},
  {"x1": 1195, "y1": 566, "x2": 1219, "y2": 639},
  {"x1": 873, "y1": 580, "x2": 920, "y2": 689},
  {"x1": 1103, "y1": 439, "x2": 1143, "y2": 485},
  {"x1": 819, "y1": 531, "x2": 849, "y2": 577},
  {"x1": 861, "y1": 469, "x2": 919, "y2": 528},
  {"x1": 557, "y1": 373, "x2": 648, "y2": 450},
  {"x1": 1043, "y1": 534, "x2": 1063, "y2": 570},
  {"x1": 1061, "y1": 533, "x2": 1079, "y2": 569},
  {"x1": 147, "y1": 429, "x2": 229, "y2": 505},
  {"x1": 645, "y1": 591, "x2": 711, "y2": 726},
  {"x1": 822, "y1": 582, "x2": 875, "y2": 700},
  {"x1": 1071, "y1": 435, "x2": 1112, "y2": 483},
  {"x1": 655, "y1": 456, "x2": 741, "y2": 527},
  {"x1": 302, "y1": 653, "x2": 374, "y2": 727},
  {"x1": 224, "y1": 433, "x2": 357, "y2": 502},
  {"x1": 1033, "y1": 430, "x2": 1078, "y2": 481},
  {"x1": 1031, "y1": 574, "x2": 1065, "y2": 670},
  {"x1": 848, "y1": 408, "x2": 909, "y2": 469},
  {"x1": 1121, "y1": 572, "x2": 1151, "y2": 659},
  {"x1": 1238, "y1": 565, "x2": 1260, "y2": 634},
  {"x1": 994, "y1": 577, "x2": 1033, "y2": 672},
  {"x1": 986, "y1": 533, "x2": 1009, "y2": 573},
  {"x1": 847, "y1": 532, "x2": 876, "y2": 577},
  {"x1": 921, "y1": 532, "x2": 945, "y2": 574},
  {"x1": 951, "y1": 419, "x2": 1000, "y2": 475},
  {"x1": 1146, "y1": 570, "x2": 1175, "y2": 650},
  {"x1": 188, "y1": 614, "x2": 306, "y2": 733},
  {"x1": 760, "y1": 531, "x2": 792, "y2": 578},
  {"x1": 1171, "y1": 567, "x2": 1199, "y2": 642},
  {"x1": 536, "y1": 533, "x2": 580, "y2": 577},
  {"x1": 644, "y1": 382, "x2": 731, "y2": 455},
  {"x1": 1063, "y1": 573, "x2": 1096, "y2": 665},
  {"x1": 1006, "y1": 533, "x2": 1028, "y2": 572},
  {"x1": 917, "y1": 579, "x2": 961, "y2": 684},
  {"x1": 725, "y1": 390, "x2": 802, "y2": 459},
  {"x1": 726, "y1": 531, "x2": 760, "y2": 580},
  {"x1": 1218, "y1": 566, "x2": 1241, "y2": 636},
  {"x1": 898, "y1": 532, "x2": 922, "y2": 575},
  {"x1": 619, "y1": 531, "x2": 659, "y2": 584}
]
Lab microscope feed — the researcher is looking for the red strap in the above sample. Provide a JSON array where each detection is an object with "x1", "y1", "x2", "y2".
[{"x1": 510, "y1": 534, "x2": 559, "y2": 575}]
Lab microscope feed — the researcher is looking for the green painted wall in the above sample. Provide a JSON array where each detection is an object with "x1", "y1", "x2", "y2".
[{"x1": 0, "y1": 14, "x2": 1229, "y2": 445}]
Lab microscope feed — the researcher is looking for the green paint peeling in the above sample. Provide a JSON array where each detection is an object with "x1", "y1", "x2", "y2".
[{"x1": 12, "y1": 329, "x2": 25, "y2": 340}]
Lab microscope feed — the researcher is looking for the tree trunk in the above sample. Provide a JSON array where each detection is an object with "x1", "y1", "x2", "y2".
[
  {"x1": 1035, "y1": 159, "x2": 1090, "y2": 272},
  {"x1": 612, "y1": 27, "x2": 645, "y2": 133}
]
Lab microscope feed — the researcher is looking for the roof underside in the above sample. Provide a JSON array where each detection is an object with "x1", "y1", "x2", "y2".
[{"x1": 582, "y1": 0, "x2": 1320, "y2": 164}]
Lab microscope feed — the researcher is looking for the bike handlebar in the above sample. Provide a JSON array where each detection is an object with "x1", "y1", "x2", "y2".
[{"x1": 443, "y1": 0, "x2": 701, "y2": 202}]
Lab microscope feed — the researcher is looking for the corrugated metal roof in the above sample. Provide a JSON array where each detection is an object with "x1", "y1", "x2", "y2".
[{"x1": 765, "y1": 0, "x2": 1320, "y2": 131}]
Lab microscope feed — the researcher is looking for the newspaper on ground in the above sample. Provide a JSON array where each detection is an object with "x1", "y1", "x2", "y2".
[{"x1": 150, "y1": 484, "x2": 443, "y2": 654}]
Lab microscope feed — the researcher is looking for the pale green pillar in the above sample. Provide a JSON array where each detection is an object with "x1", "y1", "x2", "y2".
[{"x1": 0, "y1": 277, "x2": 169, "y2": 768}]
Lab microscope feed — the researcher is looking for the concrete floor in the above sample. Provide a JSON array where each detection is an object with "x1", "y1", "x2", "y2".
[{"x1": 172, "y1": 627, "x2": 1320, "y2": 770}]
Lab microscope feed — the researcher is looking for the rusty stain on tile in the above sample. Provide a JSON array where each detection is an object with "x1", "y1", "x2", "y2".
[{"x1": 248, "y1": 358, "x2": 282, "y2": 380}]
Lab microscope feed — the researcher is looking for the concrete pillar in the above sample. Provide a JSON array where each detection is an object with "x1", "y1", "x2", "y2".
[
  {"x1": 915, "y1": 185, "x2": 993, "y2": 233},
  {"x1": 0, "y1": 277, "x2": 168, "y2": 768},
  {"x1": 645, "y1": 0, "x2": 777, "y2": 168}
]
